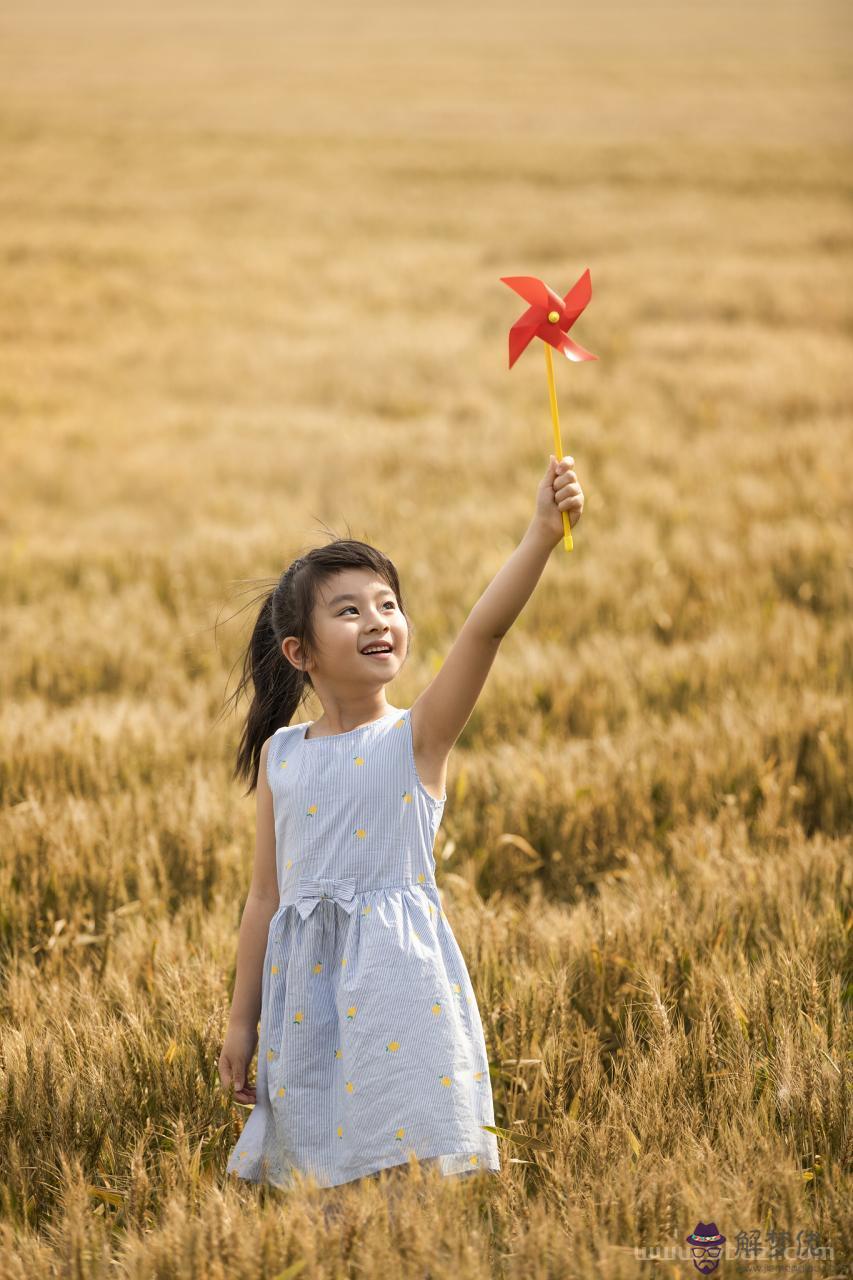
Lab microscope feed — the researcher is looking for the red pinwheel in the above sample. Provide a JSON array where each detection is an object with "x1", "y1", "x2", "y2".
[
  {"x1": 500, "y1": 268, "x2": 598, "y2": 369},
  {"x1": 499, "y1": 267, "x2": 599, "y2": 553}
]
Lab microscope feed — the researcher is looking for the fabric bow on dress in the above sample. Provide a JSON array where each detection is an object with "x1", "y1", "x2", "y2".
[{"x1": 294, "y1": 875, "x2": 359, "y2": 920}]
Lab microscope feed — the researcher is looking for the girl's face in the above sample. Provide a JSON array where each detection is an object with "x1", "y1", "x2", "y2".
[{"x1": 286, "y1": 570, "x2": 409, "y2": 684}]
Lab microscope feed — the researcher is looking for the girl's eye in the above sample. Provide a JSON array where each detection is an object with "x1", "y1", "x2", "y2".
[{"x1": 340, "y1": 602, "x2": 396, "y2": 615}]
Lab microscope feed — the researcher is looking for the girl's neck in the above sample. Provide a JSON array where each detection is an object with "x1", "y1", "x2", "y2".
[{"x1": 306, "y1": 703, "x2": 399, "y2": 738}]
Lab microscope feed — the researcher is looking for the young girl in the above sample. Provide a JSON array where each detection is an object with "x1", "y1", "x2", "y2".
[{"x1": 219, "y1": 453, "x2": 584, "y2": 1189}]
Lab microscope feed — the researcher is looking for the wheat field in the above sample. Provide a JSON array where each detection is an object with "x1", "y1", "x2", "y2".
[{"x1": 1, "y1": 0, "x2": 851, "y2": 1276}]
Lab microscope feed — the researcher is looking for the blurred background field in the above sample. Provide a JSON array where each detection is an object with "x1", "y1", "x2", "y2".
[{"x1": 1, "y1": 0, "x2": 851, "y2": 1275}]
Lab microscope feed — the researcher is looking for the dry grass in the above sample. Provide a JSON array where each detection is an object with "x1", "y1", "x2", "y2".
[{"x1": 1, "y1": 0, "x2": 851, "y2": 1275}]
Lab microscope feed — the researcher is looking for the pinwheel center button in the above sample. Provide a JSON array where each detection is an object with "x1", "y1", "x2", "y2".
[{"x1": 547, "y1": 310, "x2": 560, "y2": 324}]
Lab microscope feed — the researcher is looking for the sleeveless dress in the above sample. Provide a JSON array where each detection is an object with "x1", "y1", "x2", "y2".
[{"x1": 225, "y1": 704, "x2": 501, "y2": 1189}]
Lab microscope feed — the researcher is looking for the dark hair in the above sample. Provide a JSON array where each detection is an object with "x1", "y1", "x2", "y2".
[{"x1": 220, "y1": 538, "x2": 412, "y2": 796}]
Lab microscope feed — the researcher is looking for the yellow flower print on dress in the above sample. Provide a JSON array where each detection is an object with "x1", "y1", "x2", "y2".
[
  {"x1": 395, "y1": 1128, "x2": 405, "y2": 1141},
  {"x1": 417, "y1": 873, "x2": 425, "y2": 884},
  {"x1": 354, "y1": 827, "x2": 367, "y2": 838},
  {"x1": 307, "y1": 804, "x2": 317, "y2": 817},
  {"x1": 386, "y1": 1041, "x2": 400, "y2": 1053},
  {"x1": 277, "y1": 1086, "x2": 286, "y2": 1097},
  {"x1": 354, "y1": 755, "x2": 365, "y2": 766},
  {"x1": 362, "y1": 904, "x2": 372, "y2": 915},
  {"x1": 341, "y1": 956, "x2": 347, "y2": 967},
  {"x1": 337, "y1": 1125, "x2": 343, "y2": 1138},
  {"x1": 285, "y1": 859, "x2": 293, "y2": 870},
  {"x1": 469, "y1": 1155, "x2": 479, "y2": 1166},
  {"x1": 279, "y1": 759, "x2": 288, "y2": 769},
  {"x1": 393, "y1": 718, "x2": 405, "y2": 729},
  {"x1": 346, "y1": 1005, "x2": 357, "y2": 1020},
  {"x1": 313, "y1": 962, "x2": 323, "y2": 974},
  {"x1": 271, "y1": 964, "x2": 279, "y2": 974},
  {"x1": 439, "y1": 1075, "x2": 452, "y2": 1087},
  {"x1": 452, "y1": 982, "x2": 461, "y2": 994},
  {"x1": 335, "y1": 1048, "x2": 342, "y2": 1059},
  {"x1": 431, "y1": 1002, "x2": 442, "y2": 1016},
  {"x1": 402, "y1": 791, "x2": 413, "y2": 804},
  {"x1": 472, "y1": 1071, "x2": 484, "y2": 1082},
  {"x1": 293, "y1": 1010, "x2": 304, "y2": 1024},
  {"x1": 267, "y1": 1049, "x2": 277, "y2": 1061},
  {"x1": 345, "y1": 1080, "x2": 354, "y2": 1093}
]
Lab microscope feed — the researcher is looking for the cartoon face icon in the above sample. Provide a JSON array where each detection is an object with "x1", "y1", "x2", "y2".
[
  {"x1": 685, "y1": 1223, "x2": 726, "y2": 1274},
  {"x1": 689, "y1": 1244, "x2": 724, "y2": 1274}
]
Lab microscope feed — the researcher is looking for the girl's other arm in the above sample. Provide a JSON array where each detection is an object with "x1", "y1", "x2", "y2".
[{"x1": 219, "y1": 737, "x2": 280, "y2": 1101}]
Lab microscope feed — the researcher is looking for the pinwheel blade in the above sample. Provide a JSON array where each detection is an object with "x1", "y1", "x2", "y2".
[
  {"x1": 500, "y1": 275, "x2": 551, "y2": 309},
  {"x1": 508, "y1": 312, "x2": 542, "y2": 368},
  {"x1": 561, "y1": 268, "x2": 592, "y2": 327},
  {"x1": 556, "y1": 333, "x2": 598, "y2": 362}
]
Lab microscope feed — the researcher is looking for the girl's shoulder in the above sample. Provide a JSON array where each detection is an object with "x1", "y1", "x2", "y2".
[
  {"x1": 269, "y1": 722, "x2": 304, "y2": 744},
  {"x1": 274, "y1": 719, "x2": 307, "y2": 736},
  {"x1": 265, "y1": 723, "x2": 304, "y2": 789}
]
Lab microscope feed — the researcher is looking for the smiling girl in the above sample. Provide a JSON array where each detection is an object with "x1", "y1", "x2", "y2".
[{"x1": 219, "y1": 453, "x2": 584, "y2": 1189}]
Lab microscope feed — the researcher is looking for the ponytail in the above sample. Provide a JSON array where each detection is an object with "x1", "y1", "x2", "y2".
[{"x1": 231, "y1": 588, "x2": 304, "y2": 794}]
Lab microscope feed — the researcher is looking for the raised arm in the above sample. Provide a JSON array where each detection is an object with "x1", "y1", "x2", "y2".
[{"x1": 411, "y1": 453, "x2": 582, "y2": 761}]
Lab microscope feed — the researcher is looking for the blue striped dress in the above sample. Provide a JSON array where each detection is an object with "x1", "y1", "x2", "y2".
[{"x1": 225, "y1": 704, "x2": 501, "y2": 1189}]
